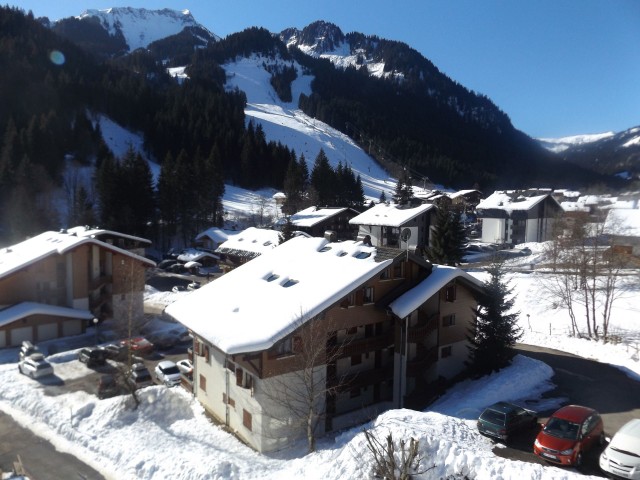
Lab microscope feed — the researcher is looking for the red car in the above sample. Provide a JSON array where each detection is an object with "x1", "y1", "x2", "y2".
[
  {"x1": 533, "y1": 405, "x2": 605, "y2": 467},
  {"x1": 119, "y1": 336, "x2": 154, "y2": 356}
]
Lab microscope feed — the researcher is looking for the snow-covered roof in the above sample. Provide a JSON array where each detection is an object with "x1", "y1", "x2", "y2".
[
  {"x1": 177, "y1": 249, "x2": 219, "y2": 262},
  {"x1": 194, "y1": 227, "x2": 231, "y2": 244},
  {"x1": 0, "y1": 302, "x2": 94, "y2": 328},
  {"x1": 447, "y1": 189, "x2": 480, "y2": 200},
  {"x1": 165, "y1": 236, "x2": 391, "y2": 354},
  {"x1": 476, "y1": 191, "x2": 549, "y2": 213},
  {"x1": 276, "y1": 206, "x2": 350, "y2": 228},
  {"x1": 215, "y1": 227, "x2": 281, "y2": 257},
  {"x1": 0, "y1": 231, "x2": 155, "y2": 280},
  {"x1": 388, "y1": 265, "x2": 484, "y2": 319},
  {"x1": 66, "y1": 225, "x2": 151, "y2": 245},
  {"x1": 603, "y1": 209, "x2": 640, "y2": 237},
  {"x1": 349, "y1": 203, "x2": 434, "y2": 227}
]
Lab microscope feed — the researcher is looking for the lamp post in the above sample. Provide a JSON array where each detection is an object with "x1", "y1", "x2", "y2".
[{"x1": 93, "y1": 318, "x2": 99, "y2": 345}]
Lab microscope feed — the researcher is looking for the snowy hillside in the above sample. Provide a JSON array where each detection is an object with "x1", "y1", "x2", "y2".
[
  {"x1": 538, "y1": 132, "x2": 616, "y2": 153},
  {"x1": 71, "y1": 7, "x2": 219, "y2": 51}
]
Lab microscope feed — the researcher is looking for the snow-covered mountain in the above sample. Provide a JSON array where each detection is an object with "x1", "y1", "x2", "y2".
[
  {"x1": 50, "y1": 7, "x2": 219, "y2": 56},
  {"x1": 539, "y1": 126, "x2": 640, "y2": 180},
  {"x1": 538, "y1": 131, "x2": 616, "y2": 154}
]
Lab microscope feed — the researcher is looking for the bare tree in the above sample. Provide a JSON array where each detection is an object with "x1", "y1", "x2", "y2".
[
  {"x1": 540, "y1": 212, "x2": 626, "y2": 342},
  {"x1": 364, "y1": 429, "x2": 433, "y2": 480},
  {"x1": 260, "y1": 314, "x2": 352, "y2": 453}
]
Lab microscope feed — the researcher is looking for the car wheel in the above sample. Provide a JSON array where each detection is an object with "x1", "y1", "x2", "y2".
[{"x1": 598, "y1": 432, "x2": 605, "y2": 446}]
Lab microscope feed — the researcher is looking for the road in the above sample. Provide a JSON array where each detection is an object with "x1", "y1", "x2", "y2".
[
  {"x1": 0, "y1": 410, "x2": 106, "y2": 479},
  {"x1": 492, "y1": 344, "x2": 640, "y2": 476}
]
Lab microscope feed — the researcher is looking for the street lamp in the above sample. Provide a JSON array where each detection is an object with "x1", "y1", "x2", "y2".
[{"x1": 93, "y1": 318, "x2": 99, "y2": 345}]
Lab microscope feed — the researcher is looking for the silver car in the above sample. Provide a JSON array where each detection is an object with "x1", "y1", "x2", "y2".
[
  {"x1": 154, "y1": 360, "x2": 181, "y2": 387},
  {"x1": 19, "y1": 353, "x2": 54, "y2": 378}
]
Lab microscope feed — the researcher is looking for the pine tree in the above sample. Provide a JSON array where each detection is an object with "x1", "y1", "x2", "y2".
[
  {"x1": 393, "y1": 169, "x2": 413, "y2": 206},
  {"x1": 426, "y1": 205, "x2": 466, "y2": 266},
  {"x1": 467, "y1": 262, "x2": 522, "y2": 376},
  {"x1": 310, "y1": 149, "x2": 335, "y2": 207}
]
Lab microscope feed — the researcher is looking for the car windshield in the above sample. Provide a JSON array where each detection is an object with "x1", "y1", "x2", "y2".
[
  {"x1": 544, "y1": 418, "x2": 580, "y2": 440},
  {"x1": 480, "y1": 409, "x2": 505, "y2": 426},
  {"x1": 162, "y1": 366, "x2": 180, "y2": 375},
  {"x1": 34, "y1": 362, "x2": 50, "y2": 370}
]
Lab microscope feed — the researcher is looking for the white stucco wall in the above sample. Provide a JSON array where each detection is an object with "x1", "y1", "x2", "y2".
[{"x1": 481, "y1": 218, "x2": 506, "y2": 244}]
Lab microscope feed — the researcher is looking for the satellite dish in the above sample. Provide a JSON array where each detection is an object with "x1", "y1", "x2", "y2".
[{"x1": 400, "y1": 228, "x2": 411, "y2": 242}]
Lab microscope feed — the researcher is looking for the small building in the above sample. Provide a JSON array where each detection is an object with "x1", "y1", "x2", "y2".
[
  {"x1": 475, "y1": 191, "x2": 563, "y2": 246},
  {"x1": 275, "y1": 206, "x2": 359, "y2": 240},
  {"x1": 603, "y1": 208, "x2": 640, "y2": 257},
  {"x1": 0, "y1": 230, "x2": 154, "y2": 348},
  {"x1": 66, "y1": 226, "x2": 152, "y2": 258},
  {"x1": 165, "y1": 236, "x2": 483, "y2": 453},
  {"x1": 215, "y1": 227, "x2": 281, "y2": 271},
  {"x1": 194, "y1": 227, "x2": 232, "y2": 252},
  {"x1": 349, "y1": 203, "x2": 436, "y2": 253}
]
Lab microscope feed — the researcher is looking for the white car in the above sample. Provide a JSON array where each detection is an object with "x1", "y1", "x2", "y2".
[
  {"x1": 154, "y1": 360, "x2": 181, "y2": 387},
  {"x1": 176, "y1": 359, "x2": 193, "y2": 375},
  {"x1": 600, "y1": 418, "x2": 640, "y2": 479},
  {"x1": 18, "y1": 353, "x2": 53, "y2": 378}
]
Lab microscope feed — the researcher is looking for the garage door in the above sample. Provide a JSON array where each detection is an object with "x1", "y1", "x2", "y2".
[
  {"x1": 0, "y1": 331, "x2": 5, "y2": 348},
  {"x1": 63, "y1": 320, "x2": 82, "y2": 336},
  {"x1": 37, "y1": 323, "x2": 58, "y2": 342},
  {"x1": 10, "y1": 326, "x2": 33, "y2": 346}
]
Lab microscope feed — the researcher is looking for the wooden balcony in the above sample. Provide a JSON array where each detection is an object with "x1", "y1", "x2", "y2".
[
  {"x1": 407, "y1": 315, "x2": 438, "y2": 343},
  {"x1": 406, "y1": 346, "x2": 439, "y2": 376},
  {"x1": 332, "y1": 365, "x2": 394, "y2": 390},
  {"x1": 90, "y1": 274, "x2": 112, "y2": 292},
  {"x1": 338, "y1": 334, "x2": 393, "y2": 358}
]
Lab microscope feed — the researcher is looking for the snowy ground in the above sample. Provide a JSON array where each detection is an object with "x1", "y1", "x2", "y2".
[{"x1": 1, "y1": 242, "x2": 638, "y2": 479}]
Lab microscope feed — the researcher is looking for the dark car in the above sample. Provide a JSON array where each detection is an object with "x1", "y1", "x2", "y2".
[
  {"x1": 128, "y1": 363, "x2": 154, "y2": 389},
  {"x1": 78, "y1": 347, "x2": 107, "y2": 367},
  {"x1": 97, "y1": 374, "x2": 123, "y2": 399},
  {"x1": 533, "y1": 404, "x2": 605, "y2": 467},
  {"x1": 477, "y1": 401, "x2": 538, "y2": 443}
]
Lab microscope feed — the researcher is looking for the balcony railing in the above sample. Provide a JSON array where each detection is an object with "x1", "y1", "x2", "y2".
[
  {"x1": 90, "y1": 274, "x2": 112, "y2": 292},
  {"x1": 408, "y1": 315, "x2": 438, "y2": 343},
  {"x1": 331, "y1": 365, "x2": 394, "y2": 390},
  {"x1": 406, "y1": 346, "x2": 439, "y2": 376},
  {"x1": 338, "y1": 334, "x2": 393, "y2": 358}
]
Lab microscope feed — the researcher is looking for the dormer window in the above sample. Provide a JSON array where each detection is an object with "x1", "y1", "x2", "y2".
[
  {"x1": 263, "y1": 241, "x2": 272, "y2": 246},
  {"x1": 266, "y1": 274, "x2": 280, "y2": 282},
  {"x1": 282, "y1": 279, "x2": 299, "y2": 288},
  {"x1": 319, "y1": 246, "x2": 332, "y2": 252},
  {"x1": 354, "y1": 251, "x2": 371, "y2": 259}
]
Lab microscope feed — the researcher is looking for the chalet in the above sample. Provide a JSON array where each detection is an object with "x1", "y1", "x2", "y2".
[
  {"x1": 349, "y1": 203, "x2": 437, "y2": 253},
  {"x1": 0, "y1": 230, "x2": 154, "y2": 348},
  {"x1": 214, "y1": 227, "x2": 281, "y2": 272},
  {"x1": 194, "y1": 227, "x2": 232, "y2": 252},
  {"x1": 66, "y1": 226, "x2": 152, "y2": 258},
  {"x1": 476, "y1": 191, "x2": 563, "y2": 246},
  {"x1": 603, "y1": 208, "x2": 640, "y2": 257},
  {"x1": 275, "y1": 206, "x2": 359, "y2": 240},
  {"x1": 165, "y1": 236, "x2": 483, "y2": 453}
]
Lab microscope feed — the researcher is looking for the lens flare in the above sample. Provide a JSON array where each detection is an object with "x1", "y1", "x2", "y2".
[{"x1": 49, "y1": 50, "x2": 65, "y2": 66}]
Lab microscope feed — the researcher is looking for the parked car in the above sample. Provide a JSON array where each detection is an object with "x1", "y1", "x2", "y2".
[
  {"x1": 187, "y1": 281, "x2": 201, "y2": 291},
  {"x1": 157, "y1": 258, "x2": 178, "y2": 270},
  {"x1": 120, "y1": 337, "x2": 154, "y2": 356},
  {"x1": 97, "y1": 374, "x2": 124, "y2": 399},
  {"x1": 172, "y1": 285, "x2": 187, "y2": 293},
  {"x1": 477, "y1": 401, "x2": 538, "y2": 443},
  {"x1": 18, "y1": 340, "x2": 40, "y2": 360},
  {"x1": 599, "y1": 418, "x2": 640, "y2": 479},
  {"x1": 533, "y1": 405, "x2": 604, "y2": 467},
  {"x1": 176, "y1": 359, "x2": 193, "y2": 375},
  {"x1": 128, "y1": 363, "x2": 154, "y2": 389},
  {"x1": 78, "y1": 347, "x2": 107, "y2": 367},
  {"x1": 155, "y1": 360, "x2": 181, "y2": 387},
  {"x1": 103, "y1": 343, "x2": 126, "y2": 361},
  {"x1": 18, "y1": 353, "x2": 53, "y2": 378},
  {"x1": 146, "y1": 332, "x2": 177, "y2": 351}
]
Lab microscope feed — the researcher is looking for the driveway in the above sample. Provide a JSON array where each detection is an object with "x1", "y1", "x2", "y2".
[{"x1": 491, "y1": 344, "x2": 640, "y2": 476}]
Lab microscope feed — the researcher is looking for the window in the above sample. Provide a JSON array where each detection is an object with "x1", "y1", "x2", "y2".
[
  {"x1": 363, "y1": 286, "x2": 374, "y2": 304},
  {"x1": 442, "y1": 314, "x2": 456, "y2": 327},
  {"x1": 393, "y1": 263, "x2": 403, "y2": 278},
  {"x1": 223, "y1": 393, "x2": 235, "y2": 407},
  {"x1": 351, "y1": 354, "x2": 362, "y2": 366},
  {"x1": 199, "y1": 374, "x2": 206, "y2": 392},
  {"x1": 441, "y1": 346, "x2": 452, "y2": 358},
  {"x1": 282, "y1": 279, "x2": 299, "y2": 288},
  {"x1": 243, "y1": 409, "x2": 252, "y2": 431},
  {"x1": 236, "y1": 367, "x2": 243, "y2": 386},
  {"x1": 275, "y1": 337, "x2": 292, "y2": 356},
  {"x1": 445, "y1": 284, "x2": 457, "y2": 302},
  {"x1": 380, "y1": 268, "x2": 390, "y2": 280},
  {"x1": 266, "y1": 273, "x2": 280, "y2": 282}
]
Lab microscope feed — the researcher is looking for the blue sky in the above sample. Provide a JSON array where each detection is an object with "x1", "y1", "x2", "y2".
[{"x1": 10, "y1": 0, "x2": 640, "y2": 139}]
